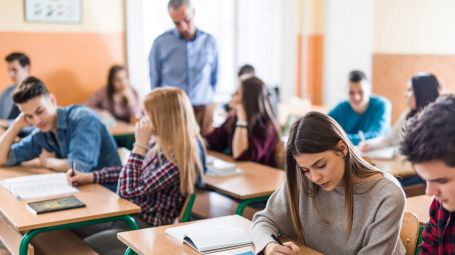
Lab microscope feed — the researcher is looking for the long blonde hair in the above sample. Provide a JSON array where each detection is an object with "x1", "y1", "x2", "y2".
[
  {"x1": 285, "y1": 112, "x2": 380, "y2": 243},
  {"x1": 143, "y1": 87, "x2": 205, "y2": 195}
]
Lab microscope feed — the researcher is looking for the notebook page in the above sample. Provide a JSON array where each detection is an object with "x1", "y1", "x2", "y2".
[
  {"x1": 360, "y1": 146, "x2": 397, "y2": 160},
  {"x1": 0, "y1": 173, "x2": 78, "y2": 200},
  {"x1": 165, "y1": 222, "x2": 233, "y2": 243},
  {"x1": 184, "y1": 226, "x2": 252, "y2": 253}
]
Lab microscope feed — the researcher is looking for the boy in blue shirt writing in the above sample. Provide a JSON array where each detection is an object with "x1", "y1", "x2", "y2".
[
  {"x1": 328, "y1": 70, "x2": 391, "y2": 145},
  {"x1": 0, "y1": 77, "x2": 121, "y2": 191}
]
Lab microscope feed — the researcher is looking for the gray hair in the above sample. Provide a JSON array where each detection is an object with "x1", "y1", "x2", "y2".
[{"x1": 168, "y1": 0, "x2": 192, "y2": 10}]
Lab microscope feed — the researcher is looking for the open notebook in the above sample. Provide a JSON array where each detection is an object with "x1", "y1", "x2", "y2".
[
  {"x1": 165, "y1": 222, "x2": 252, "y2": 254},
  {"x1": 0, "y1": 173, "x2": 78, "y2": 201},
  {"x1": 206, "y1": 156, "x2": 241, "y2": 176}
]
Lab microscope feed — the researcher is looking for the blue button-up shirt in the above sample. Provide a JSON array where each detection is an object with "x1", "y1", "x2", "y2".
[
  {"x1": 6, "y1": 105, "x2": 121, "y2": 190},
  {"x1": 149, "y1": 29, "x2": 218, "y2": 106}
]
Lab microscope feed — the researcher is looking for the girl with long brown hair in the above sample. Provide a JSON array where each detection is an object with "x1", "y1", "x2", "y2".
[
  {"x1": 69, "y1": 87, "x2": 205, "y2": 254},
  {"x1": 205, "y1": 76, "x2": 279, "y2": 167},
  {"x1": 252, "y1": 112, "x2": 405, "y2": 255}
]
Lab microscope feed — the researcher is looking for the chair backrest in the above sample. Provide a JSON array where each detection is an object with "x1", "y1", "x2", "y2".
[
  {"x1": 400, "y1": 212, "x2": 420, "y2": 255},
  {"x1": 178, "y1": 193, "x2": 196, "y2": 222},
  {"x1": 414, "y1": 224, "x2": 425, "y2": 255},
  {"x1": 274, "y1": 140, "x2": 285, "y2": 169}
]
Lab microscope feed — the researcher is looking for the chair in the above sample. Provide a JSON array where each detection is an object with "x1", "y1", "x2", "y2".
[
  {"x1": 178, "y1": 193, "x2": 196, "y2": 222},
  {"x1": 274, "y1": 140, "x2": 285, "y2": 169},
  {"x1": 400, "y1": 212, "x2": 420, "y2": 255}
]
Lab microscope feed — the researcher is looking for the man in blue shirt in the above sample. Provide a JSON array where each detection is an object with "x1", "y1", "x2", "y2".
[
  {"x1": 149, "y1": 0, "x2": 218, "y2": 134},
  {"x1": 0, "y1": 77, "x2": 121, "y2": 191},
  {"x1": 328, "y1": 70, "x2": 391, "y2": 145},
  {"x1": 0, "y1": 53, "x2": 30, "y2": 131}
]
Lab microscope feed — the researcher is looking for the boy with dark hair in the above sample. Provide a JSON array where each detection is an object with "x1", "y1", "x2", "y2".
[
  {"x1": 401, "y1": 94, "x2": 455, "y2": 254},
  {"x1": 328, "y1": 69, "x2": 391, "y2": 145},
  {"x1": 0, "y1": 52, "x2": 30, "y2": 125},
  {"x1": 0, "y1": 77, "x2": 121, "y2": 191}
]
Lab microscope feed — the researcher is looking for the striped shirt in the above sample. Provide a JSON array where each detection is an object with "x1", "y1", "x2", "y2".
[
  {"x1": 420, "y1": 199, "x2": 455, "y2": 254},
  {"x1": 93, "y1": 152, "x2": 184, "y2": 226}
]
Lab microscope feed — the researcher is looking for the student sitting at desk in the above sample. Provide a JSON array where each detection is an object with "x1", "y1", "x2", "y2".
[
  {"x1": 86, "y1": 65, "x2": 139, "y2": 124},
  {"x1": 0, "y1": 77, "x2": 121, "y2": 191},
  {"x1": 359, "y1": 73, "x2": 440, "y2": 152},
  {"x1": 68, "y1": 87, "x2": 206, "y2": 255},
  {"x1": 328, "y1": 70, "x2": 391, "y2": 145},
  {"x1": 205, "y1": 76, "x2": 279, "y2": 167},
  {"x1": 401, "y1": 95, "x2": 455, "y2": 254},
  {"x1": 252, "y1": 112, "x2": 405, "y2": 255}
]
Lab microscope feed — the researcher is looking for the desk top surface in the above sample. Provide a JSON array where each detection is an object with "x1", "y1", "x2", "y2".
[
  {"x1": 372, "y1": 155, "x2": 416, "y2": 177},
  {"x1": 405, "y1": 195, "x2": 433, "y2": 224},
  {"x1": 204, "y1": 151, "x2": 285, "y2": 200},
  {"x1": 0, "y1": 166, "x2": 140, "y2": 231},
  {"x1": 118, "y1": 215, "x2": 322, "y2": 255},
  {"x1": 108, "y1": 121, "x2": 135, "y2": 136}
]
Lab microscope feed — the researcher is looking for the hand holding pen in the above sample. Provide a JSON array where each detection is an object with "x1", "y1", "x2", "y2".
[{"x1": 264, "y1": 234, "x2": 300, "y2": 255}]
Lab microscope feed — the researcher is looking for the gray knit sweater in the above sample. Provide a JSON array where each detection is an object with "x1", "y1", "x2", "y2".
[{"x1": 252, "y1": 173, "x2": 406, "y2": 254}]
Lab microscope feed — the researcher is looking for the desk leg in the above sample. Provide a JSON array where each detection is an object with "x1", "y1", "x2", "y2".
[
  {"x1": 19, "y1": 215, "x2": 138, "y2": 255},
  {"x1": 236, "y1": 196, "x2": 270, "y2": 215}
]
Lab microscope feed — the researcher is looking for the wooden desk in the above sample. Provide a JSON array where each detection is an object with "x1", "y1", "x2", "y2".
[
  {"x1": 372, "y1": 156, "x2": 416, "y2": 177},
  {"x1": 204, "y1": 151, "x2": 285, "y2": 215},
  {"x1": 108, "y1": 122, "x2": 135, "y2": 149},
  {"x1": 405, "y1": 195, "x2": 433, "y2": 224},
  {"x1": 118, "y1": 215, "x2": 322, "y2": 255},
  {"x1": 108, "y1": 122, "x2": 135, "y2": 136},
  {"x1": 0, "y1": 166, "x2": 141, "y2": 255}
]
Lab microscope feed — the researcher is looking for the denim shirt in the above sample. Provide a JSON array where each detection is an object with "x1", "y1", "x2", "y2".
[
  {"x1": 149, "y1": 29, "x2": 218, "y2": 106},
  {"x1": 6, "y1": 105, "x2": 121, "y2": 190}
]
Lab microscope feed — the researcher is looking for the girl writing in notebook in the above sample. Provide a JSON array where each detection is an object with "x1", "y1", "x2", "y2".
[
  {"x1": 205, "y1": 76, "x2": 280, "y2": 167},
  {"x1": 68, "y1": 87, "x2": 205, "y2": 254},
  {"x1": 252, "y1": 112, "x2": 406, "y2": 255},
  {"x1": 359, "y1": 73, "x2": 440, "y2": 152}
]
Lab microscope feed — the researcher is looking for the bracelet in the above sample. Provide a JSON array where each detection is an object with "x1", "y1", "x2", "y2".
[
  {"x1": 236, "y1": 124, "x2": 248, "y2": 128},
  {"x1": 133, "y1": 142, "x2": 149, "y2": 150}
]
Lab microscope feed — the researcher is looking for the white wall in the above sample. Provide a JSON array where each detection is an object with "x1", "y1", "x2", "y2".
[
  {"x1": 236, "y1": 0, "x2": 284, "y2": 94},
  {"x1": 323, "y1": 0, "x2": 374, "y2": 107},
  {"x1": 374, "y1": 0, "x2": 455, "y2": 54}
]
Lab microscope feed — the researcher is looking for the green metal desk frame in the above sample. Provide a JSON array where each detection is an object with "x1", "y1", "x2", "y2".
[
  {"x1": 235, "y1": 195, "x2": 270, "y2": 215},
  {"x1": 19, "y1": 214, "x2": 138, "y2": 255}
]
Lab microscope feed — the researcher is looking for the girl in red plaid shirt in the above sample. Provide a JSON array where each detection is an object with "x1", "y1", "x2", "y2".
[{"x1": 68, "y1": 87, "x2": 206, "y2": 254}]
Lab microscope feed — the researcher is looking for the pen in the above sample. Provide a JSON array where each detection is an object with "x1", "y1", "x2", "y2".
[
  {"x1": 71, "y1": 161, "x2": 76, "y2": 177},
  {"x1": 271, "y1": 233, "x2": 283, "y2": 245}
]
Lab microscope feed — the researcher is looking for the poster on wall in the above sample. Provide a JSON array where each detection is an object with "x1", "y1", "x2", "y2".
[{"x1": 24, "y1": 0, "x2": 81, "y2": 23}]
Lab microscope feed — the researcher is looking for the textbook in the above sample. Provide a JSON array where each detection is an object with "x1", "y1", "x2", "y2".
[
  {"x1": 360, "y1": 146, "x2": 397, "y2": 160},
  {"x1": 206, "y1": 156, "x2": 241, "y2": 176},
  {"x1": 26, "y1": 196, "x2": 86, "y2": 214},
  {"x1": 0, "y1": 173, "x2": 78, "y2": 201},
  {"x1": 165, "y1": 222, "x2": 252, "y2": 254}
]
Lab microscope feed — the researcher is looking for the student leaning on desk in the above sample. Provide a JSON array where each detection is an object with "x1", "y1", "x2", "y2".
[
  {"x1": 67, "y1": 87, "x2": 206, "y2": 255},
  {"x1": 0, "y1": 77, "x2": 121, "y2": 191},
  {"x1": 359, "y1": 73, "x2": 440, "y2": 152},
  {"x1": 401, "y1": 95, "x2": 455, "y2": 254},
  {"x1": 252, "y1": 112, "x2": 406, "y2": 255}
]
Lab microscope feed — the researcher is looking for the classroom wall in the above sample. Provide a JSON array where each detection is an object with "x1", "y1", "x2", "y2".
[
  {"x1": 303, "y1": 0, "x2": 324, "y2": 105},
  {"x1": 0, "y1": 0, "x2": 125, "y2": 106},
  {"x1": 323, "y1": 0, "x2": 375, "y2": 108},
  {"x1": 373, "y1": 0, "x2": 455, "y2": 122}
]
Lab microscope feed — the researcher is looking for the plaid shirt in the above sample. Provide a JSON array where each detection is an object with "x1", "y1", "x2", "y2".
[
  {"x1": 420, "y1": 199, "x2": 455, "y2": 254},
  {"x1": 93, "y1": 152, "x2": 184, "y2": 226}
]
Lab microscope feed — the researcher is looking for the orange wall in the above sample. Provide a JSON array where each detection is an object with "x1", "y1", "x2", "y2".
[
  {"x1": 305, "y1": 34, "x2": 324, "y2": 105},
  {"x1": 0, "y1": 32, "x2": 125, "y2": 105},
  {"x1": 373, "y1": 54, "x2": 455, "y2": 122}
]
